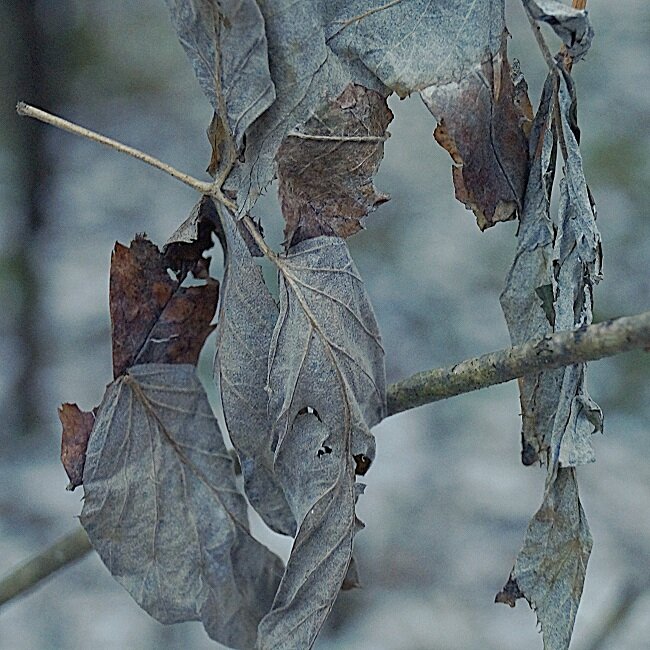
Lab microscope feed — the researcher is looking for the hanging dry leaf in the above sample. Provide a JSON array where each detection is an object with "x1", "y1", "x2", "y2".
[
  {"x1": 422, "y1": 33, "x2": 529, "y2": 230},
  {"x1": 164, "y1": 0, "x2": 275, "y2": 151},
  {"x1": 277, "y1": 84, "x2": 392, "y2": 247},
  {"x1": 522, "y1": 0, "x2": 594, "y2": 62},
  {"x1": 498, "y1": 468, "x2": 592, "y2": 650},
  {"x1": 499, "y1": 62, "x2": 601, "y2": 650},
  {"x1": 164, "y1": 1, "x2": 505, "y2": 213},
  {"x1": 258, "y1": 236, "x2": 385, "y2": 648},
  {"x1": 81, "y1": 364, "x2": 284, "y2": 649},
  {"x1": 110, "y1": 235, "x2": 218, "y2": 378},
  {"x1": 58, "y1": 403, "x2": 95, "y2": 490},
  {"x1": 215, "y1": 207, "x2": 295, "y2": 536}
]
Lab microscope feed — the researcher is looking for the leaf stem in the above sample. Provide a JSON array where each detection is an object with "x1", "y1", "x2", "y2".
[{"x1": 16, "y1": 102, "x2": 213, "y2": 195}]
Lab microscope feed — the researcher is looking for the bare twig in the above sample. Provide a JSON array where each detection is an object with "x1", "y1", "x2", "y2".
[
  {"x1": 16, "y1": 102, "x2": 213, "y2": 195},
  {"x1": 387, "y1": 311, "x2": 650, "y2": 416},
  {"x1": 1, "y1": 310, "x2": 649, "y2": 608},
  {"x1": 0, "y1": 528, "x2": 92, "y2": 609}
]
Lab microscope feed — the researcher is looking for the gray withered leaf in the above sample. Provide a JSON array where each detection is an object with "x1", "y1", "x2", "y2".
[
  {"x1": 277, "y1": 84, "x2": 393, "y2": 248},
  {"x1": 497, "y1": 468, "x2": 592, "y2": 650},
  {"x1": 498, "y1": 71, "x2": 601, "y2": 650},
  {"x1": 501, "y1": 70, "x2": 602, "y2": 468},
  {"x1": 81, "y1": 364, "x2": 283, "y2": 649},
  {"x1": 421, "y1": 32, "x2": 530, "y2": 230},
  {"x1": 547, "y1": 70, "x2": 602, "y2": 469},
  {"x1": 218, "y1": 0, "x2": 506, "y2": 213},
  {"x1": 214, "y1": 206, "x2": 295, "y2": 536},
  {"x1": 164, "y1": 0, "x2": 274, "y2": 149},
  {"x1": 257, "y1": 236, "x2": 385, "y2": 648},
  {"x1": 523, "y1": 0, "x2": 594, "y2": 62},
  {"x1": 500, "y1": 74, "x2": 559, "y2": 466}
]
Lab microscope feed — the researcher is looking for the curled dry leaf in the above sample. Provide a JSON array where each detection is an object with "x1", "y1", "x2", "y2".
[
  {"x1": 499, "y1": 468, "x2": 592, "y2": 650},
  {"x1": 215, "y1": 207, "x2": 295, "y2": 536},
  {"x1": 110, "y1": 234, "x2": 218, "y2": 378},
  {"x1": 422, "y1": 33, "x2": 529, "y2": 230},
  {"x1": 164, "y1": 0, "x2": 275, "y2": 151},
  {"x1": 166, "y1": 0, "x2": 505, "y2": 213},
  {"x1": 258, "y1": 236, "x2": 385, "y2": 648},
  {"x1": 522, "y1": 0, "x2": 594, "y2": 62},
  {"x1": 499, "y1": 69, "x2": 600, "y2": 650},
  {"x1": 277, "y1": 84, "x2": 392, "y2": 247},
  {"x1": 58, "y1": 403, "x2": 95, "y2": 490},
  {"x1": 81, "y1": 364, "x2": 283, "y2": 649}
]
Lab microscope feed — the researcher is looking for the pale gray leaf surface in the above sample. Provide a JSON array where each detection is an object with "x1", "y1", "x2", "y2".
[
  {"x1": 500, "y1": 71, "x2": 601, "y2": 650},
  {"x1": 523, "y1": 0, "x2": 594, "y2": 61},
  {"x1": 511, "y1": 468, "x2": 592, "y2": 650},
  {"x1": 215, "y1": 207, "x2": 295, "y2": 536},
  {"x1": 501, "y1": 71, "x2": 602, "y2": 468},
  {"x1": 501, "y1": 74, "x2": 559, "y2": 465},
  {"x1": 224, "y1": 0, "x2": 505, "y2": 213},
  {"x1": 257, "y1": 236, "x2": 385, "y2": 648},
  {"x1": 164, "y1": 0, "x2": 274, "y2": 148},
  {"x1": 80, "y1": 364, "x2": 283, "y2": 649}
]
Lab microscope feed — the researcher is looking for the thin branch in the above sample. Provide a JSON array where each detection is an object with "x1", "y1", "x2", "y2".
[
  {"x1": 0, "y1": 528, "x2": 92, "y2": 608},
  {"x1": 521, "y1": 2, "x2": 558, "y2": 73},
  {"x1": 2, "y1": 310, "x2": 649, "y2": 608},
  {"x1": 16, "y1": 102, "x2": 213, "y2": 195},
  {"x1": 387, "y1": 311, "x2": 650, "y2": 416}
]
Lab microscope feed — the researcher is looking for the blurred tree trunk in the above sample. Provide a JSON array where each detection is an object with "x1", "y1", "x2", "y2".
[{"x1": 2, "y1": 1, "x2": 60, "y2": 441}]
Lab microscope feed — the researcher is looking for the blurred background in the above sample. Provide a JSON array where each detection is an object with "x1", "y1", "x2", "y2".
[{"x1": 1, "y1": 1, "x2": 649, "y2": 648}]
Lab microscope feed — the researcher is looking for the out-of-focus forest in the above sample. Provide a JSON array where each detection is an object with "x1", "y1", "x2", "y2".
[{"x1": 1, "y1": 1, "x2": 649, "y2": 648}]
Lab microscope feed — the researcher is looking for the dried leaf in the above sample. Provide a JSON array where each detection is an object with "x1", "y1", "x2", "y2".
[
  {"x1": 277, "y1": 84, "x2": 392, "y2": 247},
  {"x1": 81, "y1": 364, "x2": 283, "y2": 649},
  {"x1": 211, "y1": 0, "x2": 506, "y2": 213},
  {"x1": 59, "y1": 403, "x2": 94, "y2": 490},
  {"x1": 523, "y1": 0, "x2": 594, "y2": 61},
  {"x1": 422, "y1": 33, "x2": 529, "y2": 230},
  {"x1": 215, "y1": 207, "x2": 295, "y2": 536},
  {"x1": 110, "y1": 235, "x2": 218, "y2": 378},
  {"x1": 500, "y1": 468, "x2": 592, "y2": 650},
  {"x1": 258, "y1": 236, "x2": 385, "y2": 648},
  {"x1": 500, "y1": 70, "x2": 601, "y2": 650},
  {"x1": 164, "y1": 0, "x2": 275, "y2": 150},
  {"x1": 501, "y1": 74, "x2": 558, "y2": 465},
  {"x1": 163, "y1": 194, "x2": 223, "y2": 278}
]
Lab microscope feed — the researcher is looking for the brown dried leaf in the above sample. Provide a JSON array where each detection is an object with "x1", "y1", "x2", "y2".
[
  {"x1": 422, "y1": 33, "x2": 529, "y2": 230},
  {"x1": 58, "y1": 403, "x2": 95, "y2": 490},
  {"x1": 277, "y1": 84, "x2": 393, "y2": 247},
  {"x1": 110, "y1": 235, "x2": 218, "y2": 377}
]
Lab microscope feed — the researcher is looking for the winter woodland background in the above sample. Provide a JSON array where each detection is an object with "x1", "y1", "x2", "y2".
[{"x1": 1, "y1": 1, "x2": 649, "y2": 648}]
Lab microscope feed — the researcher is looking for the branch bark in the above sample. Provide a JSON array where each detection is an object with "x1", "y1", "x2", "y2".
[
  {"x1": 1, "y1": 311, "x2": 648, "y2": 609},
  {"x1": 387, "y1": 310, "x2": 650, "y2": 416},
  {"x1": 0, "y1": 529, "x2": 92, "y2": 608}
]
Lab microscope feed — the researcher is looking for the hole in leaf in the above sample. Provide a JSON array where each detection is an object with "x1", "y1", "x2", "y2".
[
  {"x1": 317, "y1": 445, "x2": 332, "y2": 458},
  {"x1": 354, "y1": 454, "x2": 372, "y2": 476}
]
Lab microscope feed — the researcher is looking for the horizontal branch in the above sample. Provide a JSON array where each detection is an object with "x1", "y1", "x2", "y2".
[
  {"x1": 387, "y1": 310, "x2": 650, "y2": 416},
  {"x1": 0, "y1": 528, "x2": 92, "y2": 608},
  {"x1": 2, "y1": 311, "x2": 649, "y2": 609}
]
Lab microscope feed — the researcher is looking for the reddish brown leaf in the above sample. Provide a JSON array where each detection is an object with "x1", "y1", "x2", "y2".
[
  {"x1": 110, "y1": 235, "x2": 218, "y2": 377},
  {"x1": 421, "y1": 33, "x2": 529, "y2": 230},
  {"x1": 59, "y1": 403, "x2": 94, "y2": 490},
  {"x1": 277, "y1": 84, "x2": 393, "y2": 247}
]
